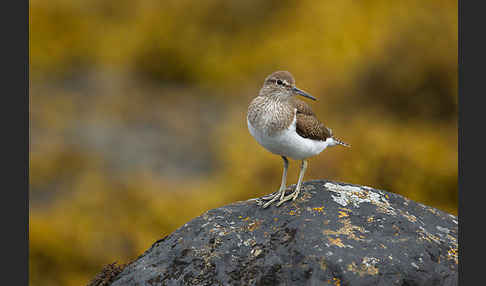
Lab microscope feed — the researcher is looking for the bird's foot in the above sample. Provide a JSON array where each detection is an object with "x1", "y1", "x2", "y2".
[
  {"x1": 261, "y1": 186, "x2": 291, "y2": 208},
  {"x1": 260, "y1": 191, "x2": 279, "y2": 201},
  {"x1": 275, "y1": 187, "x2": 300, "y2": 207},
  {"x1": 275, "y1": 194, "x2": 293, "y2": 207},
  {"x1": 262, "y1": 191, "x2": 283, "y2": 208}
]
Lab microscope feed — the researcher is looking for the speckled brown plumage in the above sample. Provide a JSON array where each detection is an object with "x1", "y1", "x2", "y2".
[
  {"x1": 247, "y1": 95, "x2": 295, "y2": 136},
  {"x1": 291, "y1": 97, "x2": 333, "y2": 141}
]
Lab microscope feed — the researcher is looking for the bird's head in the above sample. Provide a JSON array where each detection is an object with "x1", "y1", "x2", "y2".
[{"x1": 260, "y1": 71, "x2": 316, "y2": 101}]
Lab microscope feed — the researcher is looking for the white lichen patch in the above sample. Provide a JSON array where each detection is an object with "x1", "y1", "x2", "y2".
[
  {"x1": 305, "y1": 184, "x2": 316, "y2": 191},
  {"x1": 201, "y1": 222, "x2": 210, "y2": 228},
  {"x1": 243, "y1": 238, "x2": 256, "y2": 247},
  {"x1": 362, "y1": 257, "x2": 379, "y2": 268},
  {"x1": 436, "y1": 226, "x2": 450, "y2": 234},
  {"x1": 251, "y1": 247, "x2": 263, "y2": 257},
  {"x1": 325, "y1": 182, "x2": 396, "y2": 215}
]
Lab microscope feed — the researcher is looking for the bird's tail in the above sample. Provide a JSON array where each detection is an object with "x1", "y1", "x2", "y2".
[{"x1": 332, "y1": 136, "x2": 351, "y2": 147}]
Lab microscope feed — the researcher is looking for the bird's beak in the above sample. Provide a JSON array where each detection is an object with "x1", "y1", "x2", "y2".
[{"x1": 292, "y1": 86, "x2": 317, "y2": 101}]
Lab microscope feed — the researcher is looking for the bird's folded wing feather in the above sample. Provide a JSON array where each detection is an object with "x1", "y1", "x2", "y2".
[{"x1": 292, "y1": 98, "x2": 332, "y2": 141}]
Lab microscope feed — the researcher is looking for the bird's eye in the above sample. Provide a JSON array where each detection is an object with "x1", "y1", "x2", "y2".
[{"x1": 276, "y1": 80, "x2": 283, "y2": 85}]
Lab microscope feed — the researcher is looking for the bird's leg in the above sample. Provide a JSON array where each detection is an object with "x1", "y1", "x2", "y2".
[
  {"x1": 276, "y1": 160, "x2": 308, "y2": 206},
  {"x1": 292, "y1": 159, "x2": 308, "y2": 200},
  {"x1": 262, "y1": 156, "x2": 289, "y2": 208}
]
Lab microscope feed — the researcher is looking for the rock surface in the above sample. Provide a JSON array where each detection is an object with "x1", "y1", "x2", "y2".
[{"x1": 110, "y1": 180, "x2": 458, "y2": 286}]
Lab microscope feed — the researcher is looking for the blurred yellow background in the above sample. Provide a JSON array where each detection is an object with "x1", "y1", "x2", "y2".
[{"x1": 30, "y1": 1, "x2": 457, "y2": 285}]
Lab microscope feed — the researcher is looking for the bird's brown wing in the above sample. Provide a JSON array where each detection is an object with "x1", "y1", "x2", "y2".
[{"x1": 291, "y1": 98, "x2": 332, "y2": 141}]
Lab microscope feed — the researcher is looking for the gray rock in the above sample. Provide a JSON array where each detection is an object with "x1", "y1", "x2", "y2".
[{"x1": 111, "y1": 180, "x2": 458, "y2": 286}]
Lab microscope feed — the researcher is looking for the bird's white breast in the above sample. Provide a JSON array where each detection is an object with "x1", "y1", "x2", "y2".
[{"x1": 247, "y1": 113, "x2": 336, "y2": 160}]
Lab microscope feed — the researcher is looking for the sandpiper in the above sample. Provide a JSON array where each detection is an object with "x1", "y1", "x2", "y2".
[{"x1": 247, "y1": 71, "x2": 350, "y2": 208}]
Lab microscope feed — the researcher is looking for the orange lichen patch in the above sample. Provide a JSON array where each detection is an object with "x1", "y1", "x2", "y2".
[
  {"x1": 301, "y1": 191, "x2": 313, "y2": 201},
  {"x1": 325, "y1": 278, "x2": 341, "y2": 286},
  {"x1": 446, "y1": 234, "x2": 456, "y2": 242},
  {"x1": 338, "y1": 211, "x2": 349, "y2": 218},
  {"x1": 447, "y1": 234, "x2": 458, "y2": 264},
  {"x1": 322, "y1": 218, "x2": 367, "y2": 241},
  {"x1": 288, "y1": 208, "x2": 302, "y2": 216},
  {"x1": 446, "y1": 234, "x2": 458, "y2": 251},
  {"x1": 247, "y1": 219, "x2": 262, "y2": 231},
  {"x1": 417, "y1": 227, "x2": 442, "y2": 244},
  {"x1": 353, "y1": 190, "x2": 369, "y2": 200},
  {"x1": 328, "y1": 237, "x2": 345, "y2": 248},
  {"x1": 398, "y1": 210, "x2": 418, "y2": 223},
  {"x1": 347, "y1": 259, "x2": 379, "y2": 276},
  {"x1": 404, "y1": 213, "x2": 417, "y2": 223},
  {"x1": 447, "y1": 247, "x2": 458, "y2": 264},
  {"x1": 367, "y1": 216, "x2": 374, "y2": 223},
  {"x1": 312, "y1": 206, "x2": 325, "y2": 213},
  {"x1": 376, "y1": 205, "x2": 396, "y2": 215},
  {"x1": 427, "y1": 207, "x2": 439, "y2": 216}
]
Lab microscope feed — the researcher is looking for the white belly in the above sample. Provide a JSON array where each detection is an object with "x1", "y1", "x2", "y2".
[{"x1": 247, "y1": 117, "x2": 336, "y2": 160}]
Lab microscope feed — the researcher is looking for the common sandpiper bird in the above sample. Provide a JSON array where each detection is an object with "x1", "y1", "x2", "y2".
[{"x1": 247, "y1": 71, "x2": 350, "y2": 208}]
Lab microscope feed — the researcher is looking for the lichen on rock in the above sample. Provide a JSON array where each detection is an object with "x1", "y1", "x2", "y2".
[{"x1": 108, "y1": 180, "x2": 458, "y2": 286}]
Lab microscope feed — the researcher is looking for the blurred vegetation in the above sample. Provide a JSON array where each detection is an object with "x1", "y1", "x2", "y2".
[{"x1": 30, "y1": 0, "x2": 457, "y2": 285}]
